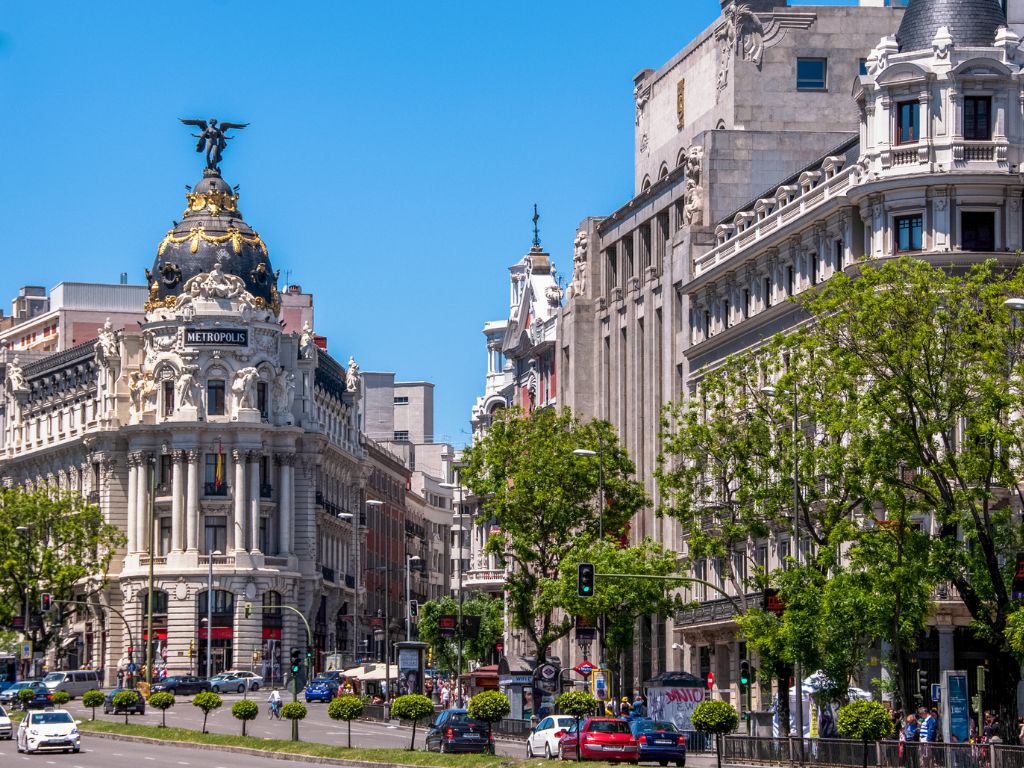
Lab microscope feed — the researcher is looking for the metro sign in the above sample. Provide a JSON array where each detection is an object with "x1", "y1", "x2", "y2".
[{"x1": 574, "y1": 661, "x2": 596, "y2": 677}]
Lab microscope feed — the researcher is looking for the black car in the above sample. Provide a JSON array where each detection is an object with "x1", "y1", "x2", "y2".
[
  {"x1": 424, "y1": 708, "x2": 492, "y2": 754},
  {"x1": 151, "y1": 675, "x2": 211, "y2": 696},
  {"x1": 103, "y1": 689, "x2": 145, "y2": 715}
]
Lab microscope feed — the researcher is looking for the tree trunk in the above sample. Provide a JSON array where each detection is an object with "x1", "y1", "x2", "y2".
[
  {"x1": 347, "y1": 719, "x2": 352, "y2": 748},
  {"x1": 716, "y1": 733, "x2": 722, "y2": 768},
  {"x1": 242, "y1": 719, "x2": 246, "y2": 737},
  {"x1": 776, "y1": 662, "x2": 791, "y2": 737},
  {"x1": 203, "y1": 713, "x2": 208, "y2": 734},
  {"x1": 862, "y1": 738, "x2": 869, "y2": 768},
  {"x1": 410, "y1": 720, "x2": 417, "y2": 751}
]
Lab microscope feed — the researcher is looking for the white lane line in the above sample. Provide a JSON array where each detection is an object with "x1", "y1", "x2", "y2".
[{"x1": 177, "y1": 762, "x2": 191, "y2": 765}]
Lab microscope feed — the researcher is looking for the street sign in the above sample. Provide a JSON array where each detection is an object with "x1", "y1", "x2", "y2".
[
  {"x1": 539, "y1": 664, "x2": 557, "y2": 681},
  {"x1": 19, "y1": 641, "x2": 31, "y2": 660},
  {"x1": 127, "y1": 662, "x2": 137, "y2": 673},
  {"x1": 574, "y1": 661, "x2": 596, "y2": 677},
  {"x1": 438, "y1": 615, "x2": 457, "y2": 639},
  {"x1": 706, "y1": 671, "x2": 715, "y2": 689}
]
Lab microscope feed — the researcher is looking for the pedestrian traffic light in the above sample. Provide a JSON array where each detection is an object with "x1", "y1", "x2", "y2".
[
  {"x1": 918, "y1": 669, "x2": 929, "y2": 698},
  {"x1": 290, "y1": 647, "x2": 301, "y2": 674},
  {"x1": 127, "y1": 646, "x2": 134, "y2": 662},
  {"x1": 244, "y1": 601, "x2": 252, "y2": 618},
  {"x1": 40, "y1": 593, "x2": 52, "y2": 612},
  {"x1": 739, "y1": 659, "x2": 751, "y2": 689},
  {"x1": 409, "y1": 600, "x2": 418, "y2": 618},
  {"x1": 577, "y1": 563, "x2": 595, "y2": 597},
  {"x1": 306, "y1": 648, "x2": 313, "y2": 659}
]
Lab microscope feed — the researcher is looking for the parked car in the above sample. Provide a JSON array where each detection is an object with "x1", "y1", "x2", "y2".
[
  {"x1": 41, "y1": 670, "x2": 102, "y2": 699},
  {"x1": 0, "y1": 681, "x2": 40, "y2": 706},
  {"x1": 217, "y1": 670, "x2": 263, "y2": 691},
  {"x1": 424, "y1": 708, "x2": 492, "y2": 753},
  {"x1": 558, "y1": 717, "x2": 639, "y2": 762},
  {"x1": 103, "y1": 688, "x2": 145, "y2": 716},
  {"x1": 527, "y1": 715, "x2": 577, "y2": 759},
  {"x1": 21, "y1": 682, "x2": 55, "y2": 710},
  {"x1": 0, "y1": 705, "x2": 12, "y2": 739},
  {"x1": 629, "y1": 719, "x2": 686, "y2": 766},
  {"x1": 303, "y1": 678, "x2": 339, "y2": 703},
  {"x1": 151, "y1": 675, "x2": 210, "y2": 696},
  {"x1": 16, "y1": 709, "x2": 80, "y2": 754}
]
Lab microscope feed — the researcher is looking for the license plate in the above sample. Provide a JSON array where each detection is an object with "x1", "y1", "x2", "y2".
[
  {"x1": 606, "y1": 745, "x2": 624, "y2": 751},
  {"x1": 463, "y1": 733, "x2": 481, "y2": 739},
  {"x1": 655, "y1": 739, "x2": 674, "y2": 745}
]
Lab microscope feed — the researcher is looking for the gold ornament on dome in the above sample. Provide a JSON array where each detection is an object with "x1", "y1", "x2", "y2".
[
  {"x1": 184, "y1": 188, "x2": 240, "y2": 218},
  {"x1": 158, "y1": 225, "x2": 268, "y2": 257},
  {"x1": 269, "y1": 285, "x2": 281, "y2": 315}
]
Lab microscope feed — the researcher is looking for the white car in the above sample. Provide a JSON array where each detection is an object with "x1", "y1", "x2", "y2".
[
  {"x1": 16, "y1": 709, "x2": 80, "y2": 754},
  {"x1": 526, "y1": 715, "x2": 577, "y2": 759},
  {"x1": 215, "y1": 670, "x2": 263, "y2": 692},
  {"x1": 0, "y1": 705, "x2": 12, "y2": 739}
]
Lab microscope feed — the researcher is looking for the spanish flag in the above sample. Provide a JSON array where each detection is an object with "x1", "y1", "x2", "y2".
[{"x1": 214, "y1": 441, "x2": 224, "y2": 491}]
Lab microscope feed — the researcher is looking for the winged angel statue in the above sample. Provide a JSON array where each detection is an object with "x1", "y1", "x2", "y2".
[{"x1": 180, "y1": 118, "x2": 249, "y2": 173}]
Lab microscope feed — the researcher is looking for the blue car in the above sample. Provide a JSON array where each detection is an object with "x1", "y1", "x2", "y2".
[
  {"x1": 629, "y1": 718, "x2": 686, "y2": 766},
  {"x1": 303, "y1": 678, "x2": 339, "y2": 703}
]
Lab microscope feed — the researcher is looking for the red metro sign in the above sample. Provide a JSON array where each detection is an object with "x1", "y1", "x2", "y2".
[{"x1": 574, "y1": 661, "x2": 596, "y2": 677}]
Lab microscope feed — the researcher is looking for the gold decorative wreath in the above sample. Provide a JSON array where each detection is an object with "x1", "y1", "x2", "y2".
[{"x1": 158, "y1": 225, "x2": 268, "y2": 257}]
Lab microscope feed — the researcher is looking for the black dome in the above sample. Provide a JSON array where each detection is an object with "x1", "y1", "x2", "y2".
[
  {"x1": 896, "y1": 0, "x2": 1005, "y2": 52},
  {"x1": 147, "y1": 170, "x2": 279, "y2": 312}
]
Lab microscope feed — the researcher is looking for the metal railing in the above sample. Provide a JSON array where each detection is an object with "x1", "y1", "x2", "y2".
[{"x1": 723, "y1": 736, "x2": 1024, "y2": 768}]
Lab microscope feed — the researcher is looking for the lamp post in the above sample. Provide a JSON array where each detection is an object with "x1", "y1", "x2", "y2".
[
  {"x1": 441, "y1": 472, "x2": 466, "y2": 707},
  {"x1": 365, "y1": 499, "x2": 388, "y2": 696},
  {"x1": 406, "y1": 554, "x2": 423, "y2": 641},
  {"x1": 573, "y1": 444, "x2": 606, "y2": 668},
  {"x1": 15, "y1": 525, "x2": 33, "y2": 679},
  {"x1": 761, "y1": 384, "x2": 804, "y2": 764},
  {"x1": 145, "y1": 454, "x2": 157, "y2": 685},
  {"x1": 206, "y1": 548, "x2": 221, "y2": 679}
]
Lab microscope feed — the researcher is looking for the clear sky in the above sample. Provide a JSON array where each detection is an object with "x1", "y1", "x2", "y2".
[{"x1": 0, "y1": 0, "x2": 857, "y2": 448}]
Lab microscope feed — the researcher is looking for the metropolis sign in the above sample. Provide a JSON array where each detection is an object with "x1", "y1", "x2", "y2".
[{"x1": 185, "y1": 328, "x2": 248, "y2": 346}]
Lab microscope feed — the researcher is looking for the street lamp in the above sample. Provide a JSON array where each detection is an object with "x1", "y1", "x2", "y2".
[
  {"x1": 366, "y1": 499, "x2": 387, "y2": 694},
  {"x1": 573, "y1": 444, "x2": 606, "y2": 669},
  {"x1": 441, "y1": 472, "x2": 466, "y2": 707},
  {"x1": 206, "y1": 549, "x2": 221, "y2": 679},
  {"x1": 760, "y1": 384, "x2": 804, "y2": 763},
  {"x1": 15, "y1": 525, "x2": 33, "y2": 679},
  {"x1": 406, "y1": 554, "x2": 424, "y2": 641}
]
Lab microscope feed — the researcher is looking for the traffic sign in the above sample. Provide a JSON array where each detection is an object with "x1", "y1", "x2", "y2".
[
  {"x1": 706, "y1": 671, "x2": 715, "y2": 689},
  {"x1": 127, "y1": 662, "x2": 137, "y2": 673},
  {"x1": 574, "y1": 661, "x2": 596, "y2": 677}
]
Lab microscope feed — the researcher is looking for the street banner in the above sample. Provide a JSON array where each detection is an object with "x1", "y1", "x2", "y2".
[
  {"x1": 1012, "y1": 553, "x2": 1024, "y2": 599},
  {"x1": 438, "y1": 615, "x2": 457, "y2": 639},
  {"x1": 591, "y1": 668, "x2": 610, "y2": 701},
  {"x1": 647, "y1": 686, "x2": 706, "y2": 732},
  {"x1": 942, "y1": 670, "x2": 969, "y2": 745}
]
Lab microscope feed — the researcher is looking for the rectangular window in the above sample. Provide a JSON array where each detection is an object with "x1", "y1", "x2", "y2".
[
  {"x1": 764, "y1": 276, "x2": 773, "y2": 308},
  {"x1": 896, "y1": 101, "x2": 919, "y2": 144},
  {"x1": 796, "y1": 57, "x2": 827, "y2": 90},
  {"x1": 259, "y1": 455, "x2": 272, "y2": 497},
  {"x1": 393, "y1": 430, "x2": 409, "y2": 441},
  {"x1": 964, "y1": 96, "x2": 992, "y2": 141},
  {"x1": 743, "y1": 288, "x2": 751, "y2": 319},
  {"x1": 858, "y1": 58, "x2": 868, "y2": 76},
  {"x1": 809, "y1": 253, "x2": 818, "y2": 286},
  {"x1": 162, "y1": 380, "x2": 175, "y2": 417},
  {"x1": 393, "y1": 396, "x2": 409, "y2": 405},
  {"x1": 203, "y1": 516, "x2": 227, "y2": 554},
  {"x1": 962, "y1": 211, "x2": 995, "y2": 251},
  {"x1": 835, "y1": 239, "x2": 844, "y2": 271},
  {"x1": 786, "y1": 265, "x2": 795, "y2": 296},
  {"x1": 256, "y1": 382, "x2": 268, "y2": 419},
  {"x1": 778, "y1": 538, "x2": 792, "y2": 567},
  {"x1": 259, "y1": 517, "x2": 271, "y2": 554},
  {"x1": 204, "y1": 453, "x2": 227, "y2": 496},
  {"x1": 703, "y1": 310, "x2": 711, "y2": 338},
  {"x1": 895, "y1": 214, "x2": 924, "y2": 252},
  {"x1": 206, "y1": 380, "x2": 225, "y2": 416},
  {"x1": 158, "y1": 517, "x2": 172, "y2": 556},
  {"x1": 722, "y1": 300, "x2": 730, "y2": 330}
]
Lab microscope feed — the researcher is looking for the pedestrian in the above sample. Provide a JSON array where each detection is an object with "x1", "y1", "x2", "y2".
[
  {"x1": 619, "y1": 696, "x2": 630, "y2": 717},
  {"x1": 117, "y1": 669, "x2": 124, "y2": 689},
  {"x1": 440, "y1": 682, "x2": 451, "y2": 707},
  {"x1": 901, "y1": 713, "x2": 919, "y2": 768},
  {"x1": 632, "y1": 693, "x2": 647, "y2": 718}
]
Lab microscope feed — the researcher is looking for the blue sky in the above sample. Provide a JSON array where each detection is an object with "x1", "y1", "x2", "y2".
[{"x1": 0, "y1": 0, "x2": 858, "y2": 447}]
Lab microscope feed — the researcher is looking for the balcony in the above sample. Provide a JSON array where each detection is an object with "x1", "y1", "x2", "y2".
[
  {"x1": 203, "y1": 483, "x2": 228, "y2": 497},
  {"x1": 674, "y1": 593, "x2": 757, "y2": 627},
  {"x1": 321, "y1": 566, "x2": 336, "y2": 583},
  {"x1": 260, "y1": 484, "x2": 273, "y2": 499},
  {"x1": 463, "y1": 568, "x2": 506, "y2": 591}
]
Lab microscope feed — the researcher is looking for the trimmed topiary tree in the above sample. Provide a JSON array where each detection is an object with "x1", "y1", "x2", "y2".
[
  {"x1": 82, "y1": 689, "x2": 104, "y2": 721},
  {"x1": 692, "y1": 699, "x2": 739, "y2": 768},
  {"x1": 837, "y1": 699, "x2": 893, "y2": 768},
  {"x1": 281, "y1": 701, "x2": 307, "y2": 742},
  {"x1": 468, "y1": 690, "x2": 511, "y2": 755},
  {"x1": 51, "y1": 690, "x2": 70, "y2": 707},
  {"x1": 328, "y1": 695, "x2": 365, "y2": 748},
  {"x1": 231, "y1": 699, "x2": 259, "y2": 737},
  {"x1": 149, "y1": 692, "x2": 175, "y2": 728},
  {"x1": 112, "y1": 690, "x2": 141, "y2": 725},
  {"x1": 391, "y1": 694, "x2": 434, "y2": 751},
  {"x1": 556, "y1": 690, "x2": 599, "y2": 761},
  {"x1": 17, "y1": 688, "x2": 35, "y2": 710},
  {"x1": 191, "y1": 691, "x2": 222, "y2": 734}
]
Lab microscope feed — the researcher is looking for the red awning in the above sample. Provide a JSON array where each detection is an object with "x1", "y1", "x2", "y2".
[
  {"x1": 262, "y1": 628, "x2": 281, "y2": 640},
  {"x1": 142, "y1": 631, "x2": 168, "y2": 640},
  {"x1": 197, "y1": 627, "x2": 233, "y2": 640}
]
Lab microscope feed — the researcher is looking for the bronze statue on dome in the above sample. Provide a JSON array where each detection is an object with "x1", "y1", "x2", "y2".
[{"x1": 180, "y1": 118, "x2": 248, "y2": 173}]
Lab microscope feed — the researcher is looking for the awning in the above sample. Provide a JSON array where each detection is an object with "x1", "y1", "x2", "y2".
[{"x1": 340, "y1": 663, "x2": 395, "y2": 682}]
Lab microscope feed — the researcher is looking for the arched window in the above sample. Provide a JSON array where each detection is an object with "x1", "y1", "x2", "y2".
[
  {"x1": 659, "y1": 163, "x2": 669, "y2": 181},
  {"x1": 261, "y1": 591, "x2": 283, "y2": 685},
  {"x1": 642, "y1": 175, "x2": 652, "y2": 192},
  {"x1": 139, "y1": 589, "x2": 169, "y2": 667},
  {"x1": 197, "y1": 589, "x2": 234, "y2": 674}
]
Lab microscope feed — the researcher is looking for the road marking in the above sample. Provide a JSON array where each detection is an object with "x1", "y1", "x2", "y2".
[
  {"x1": 177, "y1": 762, "x2": 191, "y2": 765},
  {"x1": 144, "y1": 756, "x2": 155, "y2": 760}
]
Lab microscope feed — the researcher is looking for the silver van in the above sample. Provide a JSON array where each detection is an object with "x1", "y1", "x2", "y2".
[{"x1": 41, "y1": 670, "x2": 101, "y2": 699}]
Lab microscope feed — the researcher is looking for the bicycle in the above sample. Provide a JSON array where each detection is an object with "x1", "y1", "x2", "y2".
[{"x1": 268, "y1": 700, "x2": 282, "y2": 719}]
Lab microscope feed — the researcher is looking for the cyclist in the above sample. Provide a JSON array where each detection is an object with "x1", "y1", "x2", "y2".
[{"x1": 267, "y1": 689, "x2": 282, "y2": 719}]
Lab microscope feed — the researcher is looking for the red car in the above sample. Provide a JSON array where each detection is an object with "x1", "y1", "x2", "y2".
[{"x1": 559, "y1": 717, "x2": 639, "y2": 762}]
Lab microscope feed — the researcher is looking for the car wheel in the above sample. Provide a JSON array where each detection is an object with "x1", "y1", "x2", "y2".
[
  {"x1": 104, "y1": 707, "x2": 110, "y2": 715},
  {"x1": 440, "y1": 741, "x2": 447, "y2": 754},
  {"x1": 166, "y1": 688, "x2": 175, "y2": 696},
  {"x1": 527, "y1": 741, "x2": 535, "y2": 759},
  {"x1": 73, "y1": 748, "x2": 81, "y2": 754},
  {"x1": 237, "y1": 684, "x2": 245, "y2": 693},
  {"x1": 545, "y1": 743, "x2": 553, "y2": 759},
  {"x1": 660, "y1": 762, "x2": 668, "y2": 766},
  {"x1": 676, "y1": 762, "x2": 685, "y2": 767}
]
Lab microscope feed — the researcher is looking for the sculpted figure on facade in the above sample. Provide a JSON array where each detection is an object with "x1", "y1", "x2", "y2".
[
  {"x1": 634, "y1": 83, "x2": 650, "y2": 125},
  {"x1": 346, "y1": 356, "x2": 360, "y2": 394},
  {"x1": 299, "y1": 322, "x2": 316, "y2": 359},
  {"x1": 176, "y1": 261, "x2": 251, "y2": 309},
  {"x1": 273, "y1": 368, "x2": 296, "y2": 425},
  {"x1": 175, "y1": 368, "x2": 201, "y2": 411},
  {"x1": 231, "y1": 367, "x2": 260, "y2": 412},
  {"x1": 94, "y1": 318, "x2": 120, "y2": 378},
  {"x1": 127, "y1": 371, "x2": 157, "y2": 420},
  {"x1": 569, "y1": 230, "x2": 589, "y2": 298},
  {"x1": 6, "y1": 357, "x2": 27, "y2": 394},
  {"x1": 684, "y1": 179, "x2": 705, "y2": 226}
]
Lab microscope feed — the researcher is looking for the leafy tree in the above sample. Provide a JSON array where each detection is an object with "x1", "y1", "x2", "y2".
[
  {"x1": 837, "y1": 700, "x2": 893, "y2": 768},
  {"x1": 281, "y1": 701, "x2": 307, "y2": 741},
  {"x1": 149, "y1": 692, "x2": 174, "y2": 727},
  {"x1": 0, "y1": 488, "x2": 124, "y2": 664},
  {"x1": 556, "y1": 691, "x2": 599, "y2": 762},
  {"x1": 82, "y1": 689, "x2": 104, "y2": 721},
  {"x1": 17, "y1": 688, "x2": 35, "y2": 710},
  {"x1": 418, "y1": 595, "x2": 503, "y2": 674},
  {"x1": 328, "y1": 694, "x2": 364, "y2": 748},
  {"x1": 111, "y1": 690, "x2": 140, "y2": 725},
  {"x1": 391, "y1": 694, "x2": 433, "y2": 750},
  {"x1": 460, "y1": 407, "x2": 647, "y2": 668},
  {"x1": 692, "y1": 699, "x2": 739, "y2": 768},
  {"x1": 467, "y1": 690, "x2": 510, "y2": 754},
  {"x1": 231, "y1": 699, "x2": 258, "y2": 736},
  {"x1": 51, "y1": 690, "x2": 70, "y2": 707},
  {"x1": 191, "y1": 691, "x2": 222, "y2": 733}
]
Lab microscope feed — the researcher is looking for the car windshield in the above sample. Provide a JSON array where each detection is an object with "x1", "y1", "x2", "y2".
[
  {"x1": 589, "y1": 720, "x2": 631, "y2": 734},
  {"x1": 449, "y1": 714, "x2": 485, "y2": 727},
  {"x1": 31, "y1": 712, "x2": 73, "y2": 725},
  {"x1": 556, "y1": 717, "x2": 575, "y2": 728},
  {"x1": 649, "y1": 721, "x2": 677, "y2": 732},
  {"x1": 0, "y1": 706, "x2": 7, "y2": 717},
  {"x1": 42, "y1": 673, "x2": 63, "y2": 683}
]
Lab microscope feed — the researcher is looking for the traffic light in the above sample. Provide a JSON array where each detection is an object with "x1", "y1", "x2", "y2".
[
  {"x1": 577, "y1": 563, "x2": 595, "y2": 597},
  {"x1": 244, "y1": 601, "x2": 252, "y2": 618},
  {"x1": 306, "y1": 648, "x2": 313, "y2": 660},
  {"x1": 40, "y1": 593, "x2": 52, "y2": 613},
  {"x1": 290, "y1": 647, "x2": 301, "y2": 674},
  {"x1": 739, "y1": 659, "x2": 751, "y2": 689},
  {"x1": 409, "y1": 600, "x2": 418, "y2": 618},
  {"x1": 127, "y1": 646, "x2": 135, "y2": 662},
  {"x1": 188, "y1": 640, "x2": 195, "y2": 658},
  {"x1": 918, "y1": 669, "x2": 929, "y2": 700}
]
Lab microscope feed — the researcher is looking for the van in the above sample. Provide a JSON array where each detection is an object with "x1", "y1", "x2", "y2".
[{"x1": 41, "y1": 670, "x2": 101, "y2": 699}]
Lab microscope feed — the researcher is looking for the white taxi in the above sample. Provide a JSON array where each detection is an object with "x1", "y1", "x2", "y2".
[
  {"x1": 0, "y1": 704, "x2": 11, "y2": 739},
  {"x1": 16, "y1": 708, "x2": 80, "y2": 754}
]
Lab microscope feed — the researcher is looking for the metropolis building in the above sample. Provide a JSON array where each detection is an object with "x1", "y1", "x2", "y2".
[{"x1": 0, "y1": 158, "x2": 368, "y2": 685}]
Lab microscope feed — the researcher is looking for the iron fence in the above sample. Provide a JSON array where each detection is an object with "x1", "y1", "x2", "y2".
[{"x1": 723, "y1": 736, "x2": 1024, "y2": 768}]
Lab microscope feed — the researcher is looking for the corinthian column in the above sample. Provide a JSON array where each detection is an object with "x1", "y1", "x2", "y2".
[
  {"x1": 248, "y1": 452, "x2": 261, "y2": 553},
  {"x1": 186, "y1": 450, "x2": 200, "y2": 551},
  {"x1": 135, "y1": 453, "x2": 150, "y2": 555},
  {"x1": 233, "y1": 449, "x2": 246, "y2": 553},
  {"x1": 277, "y1": 455, "x2": 293, "y2": 556},
  {"x1": 126, "y1": 454, "x2": 138, "y2": 554},
  {"x1": 171, "y1": 451, "x2": 184, "y2": 552}
]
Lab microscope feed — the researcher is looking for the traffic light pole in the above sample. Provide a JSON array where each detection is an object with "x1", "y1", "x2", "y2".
[
  {"x1": 54, "y1": 599, "x2": 136, "y2": 688},
  {"x1": 255, "y1": 603, "x2": 313, "y2": 700}
]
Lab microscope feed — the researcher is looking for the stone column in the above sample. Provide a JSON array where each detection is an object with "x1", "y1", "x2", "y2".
[
  {"x1": 135, "y1": 454, "x2": 150, "y2": 555},
  {"x1": 938, "y1": 625, "x2": 955, "y2": 674},
  {"x1": 233, "y1": 450, "x2": 246, "y2": 553},
  {"x1": 171, "y1": 451, "x2": 184, "y2": 552},
  {"x1": 249, "y1": 452, "x2": 261, "y2": 553},
  {"x1": 277, "y1": 455, "x2": 293, "y2": 556},
  {"x1": 126, "y1": 454, "x2": 138, "y2": 554},
  {"x1": 186, "y1": 450, "x2": 200, "y2": 551}
]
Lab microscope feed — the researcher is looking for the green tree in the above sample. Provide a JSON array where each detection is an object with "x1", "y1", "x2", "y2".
[
  {"x1": 17, "y1": 688, "x2": 35, "y2": 710},
  {"x1": 467, "y1": 690, "x2": 510, "y2": 754},
  {"x1": 0, "y1": 488, "x2": 124, "y2": 664},
  {"x1": 328, "y1": 694, "x2": 364, "y2": 748},
  {"x1": 191, "y1": 691, "x2": 222, "y2": 734},
  {"x1": 460, "y1": 407, "x2": 647, "y2": 668},
  {"x1": 82, "y1": 689, "x2": 104, "y2": 721},
  {"x1": 281, "y1": 701, "x2": 307, "y2": 741},
  {"x1": 418, "y1": 595, "x2": 504, "y2": 674},
  {"x1": 837, "y1": 699, "x2": 893, "y2": 768},
  {"x1": 692, "y1": 699, "x2": 739, "y2": 768},
  {"x1": 51, "y1": 690, "x2": 70, "y2": 707},
  {"x1": 555, "y1": 690, "x2": 599, "y2": 762},
  {"x1": 391, "y1": 694, "x2": 433, "y2": 750},
  {"x1": 231, "y1": 699, "x2": 258, "y2": 737},
  {"x1": 149, "y1": 692, "x2": 174, "y2": 728},
  {"x1": 111, "y1": 690, "x2": 140, "y2": 725}
]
